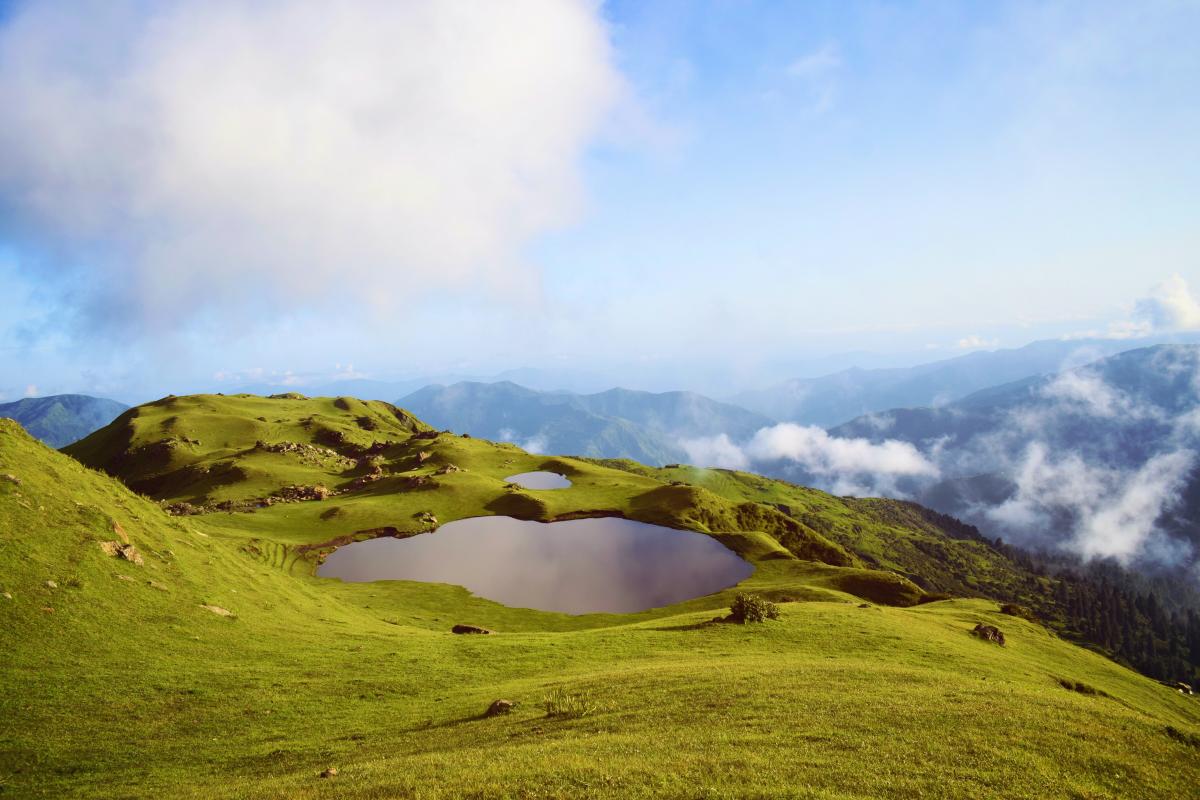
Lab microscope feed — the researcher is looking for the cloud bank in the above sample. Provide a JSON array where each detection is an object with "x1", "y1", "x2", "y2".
[
  {"x1": 0, "y1": 0, "x2": 622, "y2": 331},
  {"x1": 686, "y1": 348, "x2": 1200, "y2": 569},
  {"x1": 682, "y1": 424, "x2": 938, "y2": 496}
]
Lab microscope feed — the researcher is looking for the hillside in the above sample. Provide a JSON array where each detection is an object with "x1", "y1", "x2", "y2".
[
  {"x1": 3, "y1": 396, "x2": 1200, "y2": 797},
  {"x1": 398, "y1": 381, "x2": 772, "y2": 465},
  {"x1": 0, "y1": 394, "x2": 128, "y2": 448},
  {"x1": 733, "y1": 335, "x2": 1200, "y2": 427},
  {"x1": 829, "y1": 345, "x2": 1200, "y2": 556}
]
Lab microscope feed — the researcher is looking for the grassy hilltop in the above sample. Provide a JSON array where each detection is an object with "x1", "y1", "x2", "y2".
[{"x1": 2, "y1": 394, "x2": 1199, "y2": 798}]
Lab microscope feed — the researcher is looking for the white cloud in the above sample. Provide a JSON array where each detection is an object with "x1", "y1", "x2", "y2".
[
  {"x1": 785, "y1": 42, "x2": 841, "y2": 113},
  {"x1": 745, "y1": 423, "x2": 938, "y2": 478},
  {"x1": 23, "y1": 384, "x2": 38, "y2": 397},
  {"x1": 682, "y1": 424, "x2": 937, "y2": 486},
  {"x1": 680, "y1": 433, "x2": 749, "y2": 471},
  {"x1": 787, "y1": 43, "x2": 841, "y2": 79},
  {"x1": 0, "y1": 0, "x2": 624, "y2": 332},
  {"x1": 1135, "y1": 274, "x2": 1200, "y2": 331},
  {"x1": 521, "y1": 434, "x2": 548, "y2": 455},
  {"x1": 956, "y1": 335, "x2": 999, "y2": 349},
  {"x1": 1037, "y1": 368, "x2": 1154, "y2": 420},
  {"x1": 988, "y1": 443, "x2": 1194, "y2": 563}
]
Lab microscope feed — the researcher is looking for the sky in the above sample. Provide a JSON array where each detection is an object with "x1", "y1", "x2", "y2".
[{"x1": 1, "y1": 0, "x2": 1199, "y2": 402}]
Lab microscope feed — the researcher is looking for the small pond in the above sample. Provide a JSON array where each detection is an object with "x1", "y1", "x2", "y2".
[
  {"x1": 316, "y1": 515, "x2": 753, "y2": 614},
  {"x1": 504, "y1": 471, "x2": 572, "y2": 489}
]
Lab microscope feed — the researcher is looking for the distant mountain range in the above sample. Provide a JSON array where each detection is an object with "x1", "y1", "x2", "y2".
[
  {"x1": 733, "y1": 334, "x2": 1200, "y2": 427},
  {"x1": 822, "y1": 345, "x2": 1200, "y2": 562},
  {"x1": 0, "y1": 394, "x2": 129, "y2": 448},
  {"x1": 398, "y1": 381, "x2": 772, "y2": 465}
]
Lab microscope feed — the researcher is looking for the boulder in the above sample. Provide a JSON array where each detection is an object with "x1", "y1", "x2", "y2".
[
  {"x1": 201, "y1": 604, "x2": 233, "y2": 617},
  {"x1": 485, "y1": 699, "x2": 515, "y2": 717},
  {"x1": 319, "y1": 767, "x2": 339, "y2": 779},
  {"x1": 971, "y1": 623, "x2": 1006, "y2": 646},
  {"x1": 452, "y1": 624, "x2": 495, "y2": 635},
  {"x1": 99, "y1": 541, "x2": 144, "y2": 566},
  {"x1": 45, "y1": 580, "x2": 57, "y2": 589},
  {"x1": 1, "y1": 473, "x2": 20, "y2": 485}
]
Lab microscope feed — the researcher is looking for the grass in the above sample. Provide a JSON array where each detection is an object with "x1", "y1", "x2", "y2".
[{"x1": 2, "y1": 399, "x2": 1199, "y2": 798}]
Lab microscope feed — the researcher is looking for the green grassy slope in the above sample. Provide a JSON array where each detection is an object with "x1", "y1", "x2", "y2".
[{"x1": 3, "y1": 403, "x2": 1200, "y2": 798}]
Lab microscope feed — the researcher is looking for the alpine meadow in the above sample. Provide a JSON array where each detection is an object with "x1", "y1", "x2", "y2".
[{"x1": 2, "y1": 2, "x2": 1199, "y2": 798}]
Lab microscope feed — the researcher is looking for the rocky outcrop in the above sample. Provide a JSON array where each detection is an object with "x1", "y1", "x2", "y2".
[
  {"x1": 98, "y1": 541, "x2": 144, "y2": 566},
  {"x1": 452, "y1": 624, "x2": 494, "y2": 635}
]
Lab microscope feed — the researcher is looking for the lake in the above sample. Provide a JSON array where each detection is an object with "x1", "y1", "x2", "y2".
[
  {"x1": 316, "y1": 515, "x2": 753, "y2": 614},
  {"x1": 504, "y1": 471, "x2": 571, "y2": 489}
]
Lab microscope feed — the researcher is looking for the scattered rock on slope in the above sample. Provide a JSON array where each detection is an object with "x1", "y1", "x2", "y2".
[
  {"x1": 485, "y1": 699, "x2": 515, "y2": 717},
  {"x1": 99, "y1": 541, "x2": 144, "y2": 566},
  {"x1": 452, "y1": 624, "x2": 494, "y2": 635},
  {"x1": 971, "y1": 623, "x2": 1006, "y2": 645}
]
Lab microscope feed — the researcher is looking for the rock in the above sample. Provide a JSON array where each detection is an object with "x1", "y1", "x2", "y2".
[
  {"x1": 1172, "y1": 681, "x2": 1194, "y2": 696},
  {"x1": 416, "y1": 451, "x2": 433, "y2": 464},
  {"x1": 319, "y1": 767, "x2": 339, "y2": 778},
  {"x1": 201, "y1": 604, "x2": 233, "y2": 617},
  {"x1": 2, "y1": 591, "x2": 12, "y2": 600},
  {"x1": 857, "y1": 603, "x2": 872, "y2": 609},
  {"x1": 435, "y1": 464, "x2": 463, "y2": 475},
  {"x1": 276, "y1": 484, "x2": 332, "y2": 501},
  {"x1": 971, "y1": 623, "x2": 1006, "y2": 646},
  {"x1": 485, "y1": 699, "x2": 515, "y2": 717},
  {"x1": 1, "y1": 473, "x2": 20, "y2": 485},
  {"x1": 404, "y1": 475, "x2": 433, "y2": 489},
  {"x1": 45, "y1": 580, "x2": 58, "y2": 589},
  {"x1": 115, "y1": 575, "x2": 135, "y2": 582},
  {"x1": 99, "y1": 541, "x2": 144, "y2": 566},
  {"x1": 412, "y1": 430, "x2": 439, "y2": 440},
  {"x1": 147, "y1": 580, "x2": 168, "y2": 591},
  {"x1": 452, "y1": 624, "x2": 494, "y2": 635}
]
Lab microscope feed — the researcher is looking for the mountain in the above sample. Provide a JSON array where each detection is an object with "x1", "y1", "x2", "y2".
[
  {"x1": 0, "y1": 394, "x2": 128, "y2": 448},
  {"x1": 6, "y1": 395, "x2": 1199, "y2": 796},
  {"x1": 397, "y1": 381, "x2": 773, "y2": 465},
  {"x1": 828, "y1": 345, "x2": 1200, "y2": 561},
  {"x1": 733, "y1": 334, "x2": 1200, "y2": 427}
]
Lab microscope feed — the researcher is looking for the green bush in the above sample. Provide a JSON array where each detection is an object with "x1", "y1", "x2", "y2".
[{"x1": 728, "y1": 593, "x2": 780, "y2": 624}]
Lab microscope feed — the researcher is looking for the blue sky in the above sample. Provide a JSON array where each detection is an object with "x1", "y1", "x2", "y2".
[{"x1": 1, "y1": 0, "x2": 1198, "y2": 401}]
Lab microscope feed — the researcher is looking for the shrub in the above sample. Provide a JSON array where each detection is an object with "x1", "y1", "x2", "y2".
[
  {"x1": 728, "y1": 593, "x2": 780, "y2": 624},
  {"x1": 543, "y1": 687, "x2": 601, "y2": 719},
  {"x1": 999, "y1": 603, "x2": 1037, "y2": 621}
]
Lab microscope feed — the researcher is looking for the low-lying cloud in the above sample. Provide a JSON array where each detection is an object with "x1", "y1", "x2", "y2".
[
  {"x1": 682, "y1": 423, "x2": 938, "y2": 496},
  {"x1": 0, "y1": 0, "x2": 623, "y2": 332},
  {"x1": 685, "y1": 348, "x2": 1200, "y2": 570}
]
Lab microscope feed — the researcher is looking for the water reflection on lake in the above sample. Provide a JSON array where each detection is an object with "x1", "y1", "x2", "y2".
[
  {"x1": 316, "y1": 515, "x2": 753, "y2": 614},
  {"x1": 504, "y1": 471, "x2": 571, "y2": 489}
]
